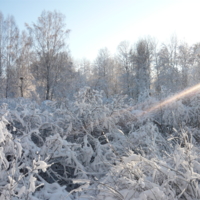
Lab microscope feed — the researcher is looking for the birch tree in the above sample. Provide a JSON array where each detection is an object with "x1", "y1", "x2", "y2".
[
  {"x1": 117, "y1": 41, "x2": 133, "y2": 96},
  {"x1": 4, "y1": 15, "x2": 19, "y2": 98},
  {"x1": 16, "y1": 31, "x2": 34, "y2": 98},
  {"x1": 26, "y1": 10, "x2": 70, "y2": 100}
]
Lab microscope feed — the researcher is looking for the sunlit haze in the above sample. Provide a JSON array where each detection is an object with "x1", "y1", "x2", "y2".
[{"x1": 1, "y1": 0, "x2": 200, "y2": 61}]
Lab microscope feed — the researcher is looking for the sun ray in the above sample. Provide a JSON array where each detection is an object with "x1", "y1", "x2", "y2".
[
  {"x1": 111, "y1": 83, "x2": 200, "y2": 120},
  {"x1": 142, "y1": 83, "x2": 200, "y2": 117}
]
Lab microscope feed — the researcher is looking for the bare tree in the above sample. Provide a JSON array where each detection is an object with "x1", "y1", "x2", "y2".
[
  {"x1": 92, "y1": 48, "x2": 118, "y2": 97},
  {"x1": 4, "y1": 15, "x2": 19, "y2": 98},
  {"x1": 178, "y1": 42, "x2": 192, "y2": 89},
  {"x1": 117, "y1": 41, "x2": 133, "y2": 96},
  {"x1": 154, "y1": 37, "x2": 182, "y2": 96},
  {"x1": 26, "y1": 10, "x2": 70, "y2": 100},
  {"x1": 0, "y1": 12, "x2": 6, "y2": 98},
  {"x1": 0, "y1": 12, "x2": 5, "y2": 78},
  {"x1": 190, "y1": 43, "x2": 200, "y2": 87},
  {"x1": 16, "y1": 31, "x2": 34, "y2": 98},
  {"x1": 130, "y1": 38, "x2": 154, "y2": 101}
]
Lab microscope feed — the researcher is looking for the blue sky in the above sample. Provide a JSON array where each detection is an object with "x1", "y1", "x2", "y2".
[{"x1": 1, "y1": 0, "x2": 200, "y2": 61}]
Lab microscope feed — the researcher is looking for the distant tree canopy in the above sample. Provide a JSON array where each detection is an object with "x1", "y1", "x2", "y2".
[{"x1": 0, "y1": 10, "x2": 200, "y2": 102}]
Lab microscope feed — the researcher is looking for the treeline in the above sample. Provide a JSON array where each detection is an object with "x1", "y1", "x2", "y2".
[
  {"x1": 88, "y1": 38, "x2": 200, "y2": 101},
  {"x1": 0, "y1": 10, "x2": 76, "y2": 100},
  {"x1": 0, "y1": 10, "x2": 200, "y2": 101}
]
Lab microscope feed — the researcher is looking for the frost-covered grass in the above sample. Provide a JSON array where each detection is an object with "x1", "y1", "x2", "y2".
[{"x1": 0, "y1": 87, "x2": 200, "y2": 200}]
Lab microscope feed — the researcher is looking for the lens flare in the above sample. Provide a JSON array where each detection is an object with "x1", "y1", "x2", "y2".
[{"x1": 142, "y1": 83, "x2": 200, "y2": 117}]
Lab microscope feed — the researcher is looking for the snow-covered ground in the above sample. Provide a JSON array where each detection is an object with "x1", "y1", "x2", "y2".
[{"x1": 0, "y1": 87, "x2": 200, "y2": 200}]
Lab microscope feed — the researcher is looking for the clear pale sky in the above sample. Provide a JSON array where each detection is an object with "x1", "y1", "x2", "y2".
[{"x1": 0, "y1": 0, "x2": 200, "y2": 61}]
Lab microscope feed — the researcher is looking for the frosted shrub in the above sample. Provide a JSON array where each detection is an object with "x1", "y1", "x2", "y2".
[
  {"x1": 0, "y1": 119, "x2": 48, "y2": 199},
  {"x1": 92, "y1": 132, "x2": 200, "y2": 200},
  {"x1": 0, "y1": 103, "x2": 70, "y2": 200},
  {"x1": 1, "y1": 87, "x2": 200, "y2": 199}
]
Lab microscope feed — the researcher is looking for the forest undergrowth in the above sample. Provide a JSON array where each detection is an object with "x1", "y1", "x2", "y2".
[{"x1": 0, "y1": 87, "x2": 200, "y2": 200}]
